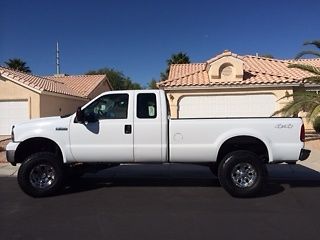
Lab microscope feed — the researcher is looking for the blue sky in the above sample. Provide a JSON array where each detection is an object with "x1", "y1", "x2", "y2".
[{"x1": 0, "y1": 0, "x2": 319, "y2": 86}]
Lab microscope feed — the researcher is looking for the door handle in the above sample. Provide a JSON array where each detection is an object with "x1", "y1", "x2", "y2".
[{"x1": 124, "y1": 124, "x2": 132, "y2": 134}]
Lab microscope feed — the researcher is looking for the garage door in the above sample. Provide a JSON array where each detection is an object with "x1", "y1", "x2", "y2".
[
  {"x1": 0, "y1": 100, "x2": 29, "y2": 135},
  {"x1": 178, "y1": 94, "x2": 276, "y2": 118}
]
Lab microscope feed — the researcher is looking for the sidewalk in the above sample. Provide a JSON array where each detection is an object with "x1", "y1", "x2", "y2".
[
  {"x1": 299, "y1": 148, "x2": 320, "y2": 172},
  {"x1": 0, "y1": 163, "x2": 18, "y2": 177}
]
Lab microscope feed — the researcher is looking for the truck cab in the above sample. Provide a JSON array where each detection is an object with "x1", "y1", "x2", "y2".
[{"x1": 69, "y1": 90, "x2": 168, "y2": 163}]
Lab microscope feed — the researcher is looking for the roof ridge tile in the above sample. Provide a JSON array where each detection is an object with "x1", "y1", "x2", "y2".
[
  {"x1": 0, "y1": 66, "x2": 87, "y2": 98},
  {"x1": 46, "y1": 74, "x2": 106, "y2": 78},
  {"x1": 244, "y1": 55, "x2": 290, "y2": 63}
]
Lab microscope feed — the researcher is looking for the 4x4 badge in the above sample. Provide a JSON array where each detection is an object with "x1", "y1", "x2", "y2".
[{"x1": 275, "y1": 124, "x2": 293, "y2": 129}]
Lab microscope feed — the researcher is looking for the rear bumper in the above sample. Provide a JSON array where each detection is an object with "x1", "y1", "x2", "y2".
[{"x1": 299, "y1": 149, "x2": 311, "y2": 161}]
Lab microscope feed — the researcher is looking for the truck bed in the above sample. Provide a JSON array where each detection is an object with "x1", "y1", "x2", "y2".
[{"x1": 169, "y1": 117, "x2": 304, "y2": 163}]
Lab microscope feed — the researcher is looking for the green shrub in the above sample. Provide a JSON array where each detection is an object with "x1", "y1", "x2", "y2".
[{"x1": 313, "y1": 116, "x2": 320, "y2": 133}]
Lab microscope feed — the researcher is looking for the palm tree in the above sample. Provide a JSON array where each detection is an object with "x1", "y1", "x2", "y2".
[
  {"x1": 273, "y1": 40, "x2": 320, "y2": 123},
  {"x1": 273, "y1": 91, "x2": 320, "y2": 121},
  {"x1": 295, "y1": 40, "x2": 320, "y2": 59},
  {"x1": 4, "y1": 58, "x2": 31, "y2": 73},
  {"x1": 160, "y1": 52, "x2": 190, "y2": 80}
]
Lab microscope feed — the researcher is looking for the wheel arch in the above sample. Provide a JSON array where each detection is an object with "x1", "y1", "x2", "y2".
[
  {"x1": 15, "y1": 137, "x2": 65, "y2": 164},
  {"x1": 216, "y1": 135, "x2": 272, "y2": 166}
]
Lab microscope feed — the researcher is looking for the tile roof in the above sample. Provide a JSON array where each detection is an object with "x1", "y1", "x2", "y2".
[
  {"x1": 0, "y1": 66, "x2": 108, "y2": 98},
  {"x1": 206, "y1": 50, "x2": 241, "y2": 63},
  {"x1": 45, "y1": 74, "x2": 108, "y2": 98},
  {"x1": 291, "y1": 58, "x2": 320, "y2": 68},
  {"x1": 158, "y1": 52, "x2": 320, "y2": 88},
  {"x1": 168, "y1": 63, "x2": 206, "y2": 79}
]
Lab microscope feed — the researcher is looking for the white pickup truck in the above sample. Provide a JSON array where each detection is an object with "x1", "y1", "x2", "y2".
[{"x1": 6, "y1": 90, "x2": 310, "y2": 197}]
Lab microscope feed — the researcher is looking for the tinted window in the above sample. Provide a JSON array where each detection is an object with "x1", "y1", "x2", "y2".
[
  {"x1": 137, "y1": 93, "x2": 157, "y2": 119},
  {"x1": 83, "y1": 94, "x2": 128, "y2": 120}
]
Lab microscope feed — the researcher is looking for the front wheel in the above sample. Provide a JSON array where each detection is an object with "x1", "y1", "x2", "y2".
[
  {"x1": 18, "y1": 152, "x2": 64, "y2": 197},
  {"x1": 218, "y1": 150, "x2": 267, "y2": 198}
]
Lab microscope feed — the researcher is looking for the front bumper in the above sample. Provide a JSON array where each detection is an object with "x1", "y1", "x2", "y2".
[
  {"x1": 299, "y1": 149, "x2": 311, "y2": 161},
  {"x1": 5, "y1": 142, "x2": 20, "y2": 166},
  {"x1": 6, "y1": 150, "x2": 16, "y2": 165}
]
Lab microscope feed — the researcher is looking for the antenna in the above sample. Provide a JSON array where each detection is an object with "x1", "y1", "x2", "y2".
[{"x1": 56, "y1": 41, "x2": 60, "y2": 74}]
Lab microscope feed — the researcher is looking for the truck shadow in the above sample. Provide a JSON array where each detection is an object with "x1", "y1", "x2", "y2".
[
  {"x1": 64, "y1": 177, "x2": 287, "y2": 198},
  {"x1": 62, "y1": 164, "x2": 320, "y2": 198}
]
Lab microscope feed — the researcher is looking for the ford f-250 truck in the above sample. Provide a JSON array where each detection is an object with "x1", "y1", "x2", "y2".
[{"x1": 6, "y1": 90, "x2": 310, "y2": 197}]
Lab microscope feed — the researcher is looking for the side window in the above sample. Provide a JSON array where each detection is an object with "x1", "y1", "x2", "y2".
[
  {"x1": 137, "y1": 93, "x2": 157, "y2": 119},
  {"x1": 83, "y1": 94, "x2": 128, "y2": 120}
]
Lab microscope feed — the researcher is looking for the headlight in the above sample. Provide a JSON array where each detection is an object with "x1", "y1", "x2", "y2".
[{"x1": 11, "y1": 125, "x2": 15, "y2": 142}]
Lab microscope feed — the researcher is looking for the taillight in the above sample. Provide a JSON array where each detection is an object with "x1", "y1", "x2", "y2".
[{"x1": 300, "y1": 124, "x2": 305, "y2": 142}]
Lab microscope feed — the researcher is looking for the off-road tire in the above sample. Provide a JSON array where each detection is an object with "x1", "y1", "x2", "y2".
[
  {"x1": 218, "y1": 150, "x2": 267, "y2": 198},
  {"x1": 18, "y1": 152, "x2": 64, "y2": 197}
]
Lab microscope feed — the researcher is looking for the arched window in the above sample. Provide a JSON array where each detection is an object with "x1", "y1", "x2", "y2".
[{"x1": 219, "y1": 63, "x2": 234, "y2": 79}]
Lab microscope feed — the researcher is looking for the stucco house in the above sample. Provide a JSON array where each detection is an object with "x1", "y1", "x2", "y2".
[
  {"x1": 158, "y1": 51, "x2": 320, "y2": 130},
  {"x1": 0, "y1": 66, "x2": 112, "y2": 135}
]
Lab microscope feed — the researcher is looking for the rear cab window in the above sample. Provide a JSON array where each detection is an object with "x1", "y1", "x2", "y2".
[{"x1": 137, "y1": 93, "x2": 157, "y2": 119}]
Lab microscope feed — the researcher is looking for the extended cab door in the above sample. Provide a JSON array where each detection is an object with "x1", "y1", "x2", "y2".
[
  {"x1": 133, "y1": 91, "x2": 165, "y2": 162},
  {"x1": 69, "y1": 92, "x2": 134, "y2": 162}
]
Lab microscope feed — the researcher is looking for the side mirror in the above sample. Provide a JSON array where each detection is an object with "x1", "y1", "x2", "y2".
[{"x1": 75, "y1": 107, "x2": 84, "y2": 123}]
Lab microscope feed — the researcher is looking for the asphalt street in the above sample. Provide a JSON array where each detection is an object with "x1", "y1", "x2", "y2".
[{"x1": 1, "y1": 164, "x2": 320, "y2": 240}]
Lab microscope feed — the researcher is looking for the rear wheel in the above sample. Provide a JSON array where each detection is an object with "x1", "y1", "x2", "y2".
[
  {"x1": 18, "y1": 152, "x2": 64, "y2": 197},
  {"x1": 218, "y1": 150, "x2": 267, "y2": 197}
]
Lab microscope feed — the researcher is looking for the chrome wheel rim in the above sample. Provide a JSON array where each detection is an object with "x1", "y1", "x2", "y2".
[
  {"x1": 29, "y1": 164, "x2": 56, "y2": 189},
  {"x1": 231, "y1": 163, "x2": 257, "y2": 188}
]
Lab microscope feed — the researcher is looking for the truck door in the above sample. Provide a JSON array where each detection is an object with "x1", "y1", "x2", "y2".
[
  {"x1": 133, "y1": 92, "x2": 164, "y2": 162},
  {"x1": 69, "y1": 92, "x2": 134, "y2": 162}
]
